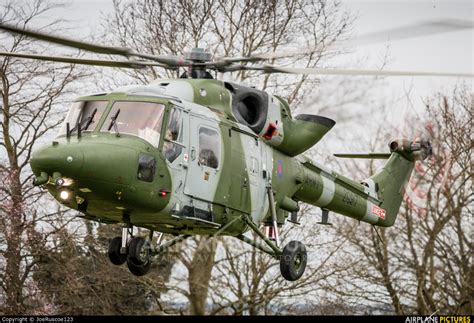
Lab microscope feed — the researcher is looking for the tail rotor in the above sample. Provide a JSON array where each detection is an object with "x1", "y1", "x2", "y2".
[{"x1": 407, "y1": 139, "x2": 433, "y2": 160}]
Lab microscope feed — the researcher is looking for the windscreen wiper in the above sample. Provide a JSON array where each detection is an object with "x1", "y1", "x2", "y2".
[
  {"x1": 69, "y1": 108, "x2": 97, "y2": 136},
  {"x1": 107, "y1": 108, "x2": 121, "y2": 137},
  {"x1": 83, "y1": 108, "x2": 97, "y2": 130}
]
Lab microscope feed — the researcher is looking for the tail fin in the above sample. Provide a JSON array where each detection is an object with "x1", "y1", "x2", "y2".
[{"x1": 368, "y1": 139, "x2": 432, "y2": 227}]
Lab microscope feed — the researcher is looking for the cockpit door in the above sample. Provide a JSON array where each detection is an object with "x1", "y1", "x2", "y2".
[
  {"x1": 163, "y1": 106, "x2": 189, "y2": 197},
  {"x1": 184, "y1": 115, "x2": 222, "y2": 203}
]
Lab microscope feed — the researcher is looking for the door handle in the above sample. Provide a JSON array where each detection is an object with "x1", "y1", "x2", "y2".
[{"x1": 190, "y1": 147, "x2": 196, "y2": 161}]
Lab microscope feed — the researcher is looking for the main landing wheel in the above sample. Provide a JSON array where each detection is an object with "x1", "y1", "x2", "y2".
[
  {"x1": 108, "y1": 236, "x2": 127, "y2": 266},
  {"x1": 127, "y1": 236, "x2": 151, "y2": 276},
  {"x1": 280, "y1": 240, "x2": 307, "y2": 281}
]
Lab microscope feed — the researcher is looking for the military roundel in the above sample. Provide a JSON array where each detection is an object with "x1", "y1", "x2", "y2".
[{"x1": 277, "y1": 160, "x2": 283, "y2": 178}]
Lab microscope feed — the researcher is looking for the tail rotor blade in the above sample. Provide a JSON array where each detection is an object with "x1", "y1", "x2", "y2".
[{"x1": 334, "y1": 153, "x2": 391, "y2": 159}]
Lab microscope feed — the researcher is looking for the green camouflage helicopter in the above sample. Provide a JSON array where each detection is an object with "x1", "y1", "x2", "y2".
[{"x1": 0, "y1": 22, "x2": 471, "y2": 280}]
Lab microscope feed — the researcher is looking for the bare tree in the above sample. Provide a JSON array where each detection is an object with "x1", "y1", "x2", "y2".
[
  {"x1": 0, "y1": 0, "x2": 87, "y2": 314},
  {"x1": 326, "y1": 85, "x2": 473, "y2": 315},
  {"x1": 31, "y1": 222, "x2": 174, "y2": 315}
]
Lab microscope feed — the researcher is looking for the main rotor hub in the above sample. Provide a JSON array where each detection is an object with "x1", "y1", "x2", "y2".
[{"x1": 184, "y1": 48, "x2": 212, "y2": 63}]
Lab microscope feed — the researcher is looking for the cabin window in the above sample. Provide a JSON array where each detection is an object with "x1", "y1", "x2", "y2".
[
  {"x1": 164, "y1": 108, "x2": 183, "y2": 163},
  {"x1": 59, "y1": 101, "x2": 108, "y2": 136},
  {"x1": 101, "y1": 101, "x2": 165, "y2": 146},
  {"x1": 137, "y1": 153, "x2": 156, "y2": 182},
  {"x1": 198, "y1": 127, "x2": 220, "y2": 169}
]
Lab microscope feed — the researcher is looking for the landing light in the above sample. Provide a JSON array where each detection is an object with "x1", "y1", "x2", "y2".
[{"x1": 59, "y1": 190, "x2": 70, "y2": 200}]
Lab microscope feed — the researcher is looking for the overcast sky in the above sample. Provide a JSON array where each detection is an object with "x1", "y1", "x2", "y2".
[
  {"x1": 346, "y1": 0, "x2": 472, "y2": 104},
  {"x1": 348, "y1": 0, "x2": 472, "y2": 73}
]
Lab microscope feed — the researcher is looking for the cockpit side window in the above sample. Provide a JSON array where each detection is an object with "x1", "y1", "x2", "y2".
[
  {"x1": 198, "y1": 127, "x2": 220, "y2": 169},
  {"x1": 164, "y1": 108, "x2": 183, "y2": 163}
]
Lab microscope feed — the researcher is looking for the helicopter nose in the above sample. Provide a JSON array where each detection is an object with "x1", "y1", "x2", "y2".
[
  {"x1": 78, "y1": 143, "x2": 138, "y2": 184},
  {"x1": 30, "y1": 142, "x2": 84, "y2": 178},
  {"x1": 30, "y1": 140, "x2": 142, "y2": 186}
]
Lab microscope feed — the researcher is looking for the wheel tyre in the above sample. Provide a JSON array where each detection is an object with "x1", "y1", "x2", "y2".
[
  {"x1": 126, "y1": 257, "x2": 151, "y2": 276},
  {"x1": 280, "y1": 240, "x2": 307, "y2": 281},
  {"x1": 128, "y1": 236, "x2": 151, "y2": 266},
  {"x1": 108, "y1": 236, "x2": 127, "y2": 266}
]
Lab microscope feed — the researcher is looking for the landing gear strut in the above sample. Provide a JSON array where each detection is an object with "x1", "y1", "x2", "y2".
[{"x1": 107, "y1": 226, "x2": 189, "y2": 276}]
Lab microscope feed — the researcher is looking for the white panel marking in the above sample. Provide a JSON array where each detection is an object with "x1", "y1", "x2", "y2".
[{"x1": 315, "y1": 175, "x2": 335, "y2": 207}]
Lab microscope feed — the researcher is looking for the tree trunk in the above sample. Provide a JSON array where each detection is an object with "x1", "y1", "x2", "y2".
[
  {"x1": 3, "y1": 170, "x2": 25, "y2": 314},
  {"x1": 187, "y1": 237, "x2": 217, "y2": 315},
  {"x1": 2, "y1": 70, "x2": 25, "y2": 313}
]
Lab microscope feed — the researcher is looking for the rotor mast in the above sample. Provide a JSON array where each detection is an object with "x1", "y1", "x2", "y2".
[{"x1": 182, "y1": 48, "x2": 213, "y2": 79}]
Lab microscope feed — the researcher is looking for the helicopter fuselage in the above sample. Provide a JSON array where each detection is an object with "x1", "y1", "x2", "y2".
[{"x1": 30, "y1": 78, "x2": 417, "y2": 238}]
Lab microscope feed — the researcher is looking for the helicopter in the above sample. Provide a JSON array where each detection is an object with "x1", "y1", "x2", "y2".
[{"x1": 0, "y1": 21, "x2": 472, "y2": 281}]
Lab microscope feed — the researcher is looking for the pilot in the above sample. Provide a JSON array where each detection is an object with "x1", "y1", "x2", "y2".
[
  {"x1": 165, "y1": 127, "x2": 184, "y2": 162},
  {"x1": 164, "y1": 129, "x2": 175, "y2": 159}
]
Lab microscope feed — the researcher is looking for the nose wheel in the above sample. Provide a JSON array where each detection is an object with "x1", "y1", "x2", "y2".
[
  {"x1": 126, "y1": 236, "x2": 151, "y2": 276},
  {"x1": 108, "y1": 236, "x2": 127, "y2": 265},
  {"x1": 107, "y1": 226, "x2": 189, "y2": 276},
  {"x1": 108, "y1": 236, "x2": 151, "y2": 276}
]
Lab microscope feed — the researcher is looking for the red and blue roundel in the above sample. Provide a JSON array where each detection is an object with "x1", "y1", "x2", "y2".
[{"x1": 277, "y1": 160, "x2": 283, "y2": 178}]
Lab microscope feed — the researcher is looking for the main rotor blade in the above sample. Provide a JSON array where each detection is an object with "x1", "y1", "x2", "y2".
[
  {"x1": 212, "y1": 49, "x2": 320, "y2": 67},
  {"x1": 0, "y1": 23, "x2": 132, "y2": 56},
  {"x1": 347, "y1": 19, "x2": 473, "y2": 48},
  {"x1": 215, "y1": 19, "x2": 473, "y2": 64},
  {"x1": 0, "y1": 51, "x2": 163, "y2": 69},
  {"x1": 276, "y1": 67, "x2": 474, "y2": 78},
  {"x1": 0, "y1": 23, "x2": 191, "y2": 67},
  {"x1": 232, "y1": 64, "x2": 474, "y2": 78}
]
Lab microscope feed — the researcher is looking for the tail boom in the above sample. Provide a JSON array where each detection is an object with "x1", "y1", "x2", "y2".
[
  {"x1": 293, "y1": 160, "x2": 395, "y2": 227},
  {"x1": 293, "y1": 139, "x2": 428, "y2": 227}
]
